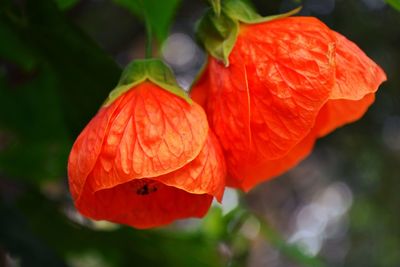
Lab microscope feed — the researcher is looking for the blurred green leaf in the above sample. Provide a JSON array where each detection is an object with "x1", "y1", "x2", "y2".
[
  {"x1": 386, "y1": 0, "x2": 400, "y2": 11},
  {"x1": 1, "y1": 0, "x2": 121, "y2": 135},
  {"x1": 55, "y1": 0, "x2": 79, "y2": 10},
  {"x1": 0, "y1": 0, "x2": 121, "y2": 181},
  {"x1": 201, "y1": 207, "x2": 224, "y2": 240},
  {"x1": 226, "y1": 208, "x2": 328, "y2": 267},
  {"x1": 22, "y1": 0, "x2": 121, "y2": 135},
  {"x1": 112, "y1": 0, "x2": 180, "y2": 44},
  {"x1": 0, "y1": 21, "x2": 36, "y2": 70},
  {"x1": 0, "y1": 67, "x2": 70, "y2": 181},
  {"x1": 257, "y1": 215, "x2": 327, "y2": 267},
  {"x1": 9, "y1": 186, "x2": 223, "y2": 267},
  {"x1": 0, "y1": 200, "x2": 69, "y2": 267}
]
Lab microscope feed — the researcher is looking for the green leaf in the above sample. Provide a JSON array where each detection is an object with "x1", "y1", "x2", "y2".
[
  {"x1": 201, "y1": 207, "x2": 224, "y2": 240},
  {"x1": 105, "y1": 59, "x2": 191, "y2": 105},
  {"x1": 226, "y1": 208, "x2": 328, "y2": 267},
  {"x1": 0, "y1": 67, "x2": 71, "y2": 181},
  {"x1": 0, "y1": 20, "x2": 36, "y2": 70},
  {"x1": 22, "y1": 0, "x2": 121, "y2": 136},
  {"x1": 55, "y1": 0, "x2": 79, "y2": 10},
  {"x1": 386, "y1": 0, "x2": 400, "y2": 11},
  {"x1": 0, "y1": 0, "x2": 121, "y2": 181},
  {"x1": 10, "y1": 187, "x2": 223, "y2": 267},
  {"x1": 257, "y1": 216, "x2": 327, "y2": 267},
  {"x1": 112, "y1": 0, "x2": 180, "y2": 44},
  {"x1": 0, "y1": 201, "x2": 69, "y2": 267}
]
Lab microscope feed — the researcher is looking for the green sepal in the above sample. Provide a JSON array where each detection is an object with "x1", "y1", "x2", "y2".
[
  {"x1": 222, "y1": 0, "x2": 302, "y2": 24},
  {"x1": 103, "y1": 59, "x2": 191, "y2": 106},
  {"x1": 197, "y1": 10, "x2": 239, "y2": 66},
  {"x1": 208, "y1": 0, "x2": 221, "y2": 16},
  {"x1": 197, "y1": 0, "x2": 301, "y2": 65}
]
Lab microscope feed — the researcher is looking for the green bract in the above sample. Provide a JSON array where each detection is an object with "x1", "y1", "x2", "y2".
[
  {"x1": 197, "y1": 0, "x2": 301, "y2": 66},
  {"x1": 197, "y1": 11, "x2": 239, "y2": 67},
  {"x1": 103, "y1": 59, "x2": 191, "y2": 106}
]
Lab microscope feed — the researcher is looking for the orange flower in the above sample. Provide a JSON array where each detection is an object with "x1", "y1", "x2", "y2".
[
  {"x1": 192, "y1": 17, "x2": 386, "y2": 191},
  {"x1": 68, "y1": 81, "x2": 226, "y2": 229}
]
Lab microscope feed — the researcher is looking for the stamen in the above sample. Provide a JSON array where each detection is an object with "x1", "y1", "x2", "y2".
[{"x1": 135, "y1": 181, "x2": 158, "y2": 195}]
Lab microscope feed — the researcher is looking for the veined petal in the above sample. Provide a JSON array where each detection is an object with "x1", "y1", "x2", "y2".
[
  {"x1": 315, "y1": 94, "x2": 376, "y2": 137},
  {"x1": 68, "y1": 95, "x2": 125, "y2": 200},
  {"x1": 331, "y1": 32, "x2": 386, "y2": 100},
  {"x1": 69, "y1": 82, "x2": 209, "y2": 203},
  {"x1": 199, "y1": 17, "x2": 336, "y2": 188},
  {"x1": 156, "y1": 131, "x2": 226, "y2": 201},
  {"x1": 227, "y1": 94, "x2": 377, "y2": 191},
  {"x1": 190, "y1": 66, "x2": 210, "y2": 108},
  {"x1": 77, "y1": 176, "x2": 213, "y2": 229},
  {"x1": 193, "y1": 17, "x2": 386, "y2": 192},
  {"x1": 228, "y1": 130, "x2": 316, "y2": 191}
]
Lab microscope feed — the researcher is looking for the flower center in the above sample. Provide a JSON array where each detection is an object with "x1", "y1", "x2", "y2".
[
  {"x1": 136, "y1": 183, "x2": 158, "y2": 195},
  {"x1": 133, "y1": 179, "x2": 159, "y2": 196}
]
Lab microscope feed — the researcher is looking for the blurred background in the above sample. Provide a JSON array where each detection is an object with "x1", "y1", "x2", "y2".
[{"x1": 0, "y1": 0, "x2": 399, "y2": 266}]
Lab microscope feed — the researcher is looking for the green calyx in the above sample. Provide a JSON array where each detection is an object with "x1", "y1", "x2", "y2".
[
  {"x1": 197, "y1": 0, "x2": 302, "y2": 66},
  {"x1": 103, "y1": 59, "x2": 191, "y2": 106}
]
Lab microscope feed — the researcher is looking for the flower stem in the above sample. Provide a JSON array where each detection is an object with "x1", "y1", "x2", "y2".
[
  {"x1": 140, "y1": 0, "x2": 153, "y2": 58},
  {"x1": 145, "y1": 13, "x2": 152, "y2": 58}
]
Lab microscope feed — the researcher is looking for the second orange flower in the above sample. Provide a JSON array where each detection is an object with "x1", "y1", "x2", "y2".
[{"x1": 192, "y1": 6, "x2": 386, "y2": 191}]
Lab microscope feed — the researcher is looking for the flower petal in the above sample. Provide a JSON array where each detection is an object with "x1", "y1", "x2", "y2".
[
  {"x1": 331, "y1": 32, "x2": 386, "y2": 100},
  {"x1": 200, "y1": 17, "x2": 336, "y2": 187},
  {"x1": 190, "y1": 66, "x2": 210, "y2": 108},
  {"x1": 77, "y1": 177, "x2": 213, "y2": 229},
  {"x1": 230, "y1": 94, "x2": 376, "y2": 191},
  {"x1": 228, "y1": 130, "x2": 316, "y2": 191},
  {"x1": 156, "y1": 131, "x2": 226, "y2": 201},
  {"x1": 69, "y1": 82, "x2": 209, "y2": 202},
  {"x1": 315, "y1": 94, "x2": 376, "y2": 137},
  {"x1": 68, "y1": 95, "x2": 125, "y2": 200}
]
